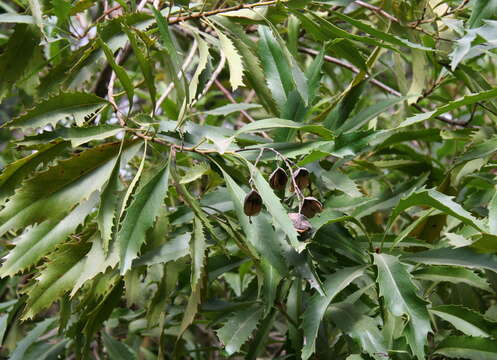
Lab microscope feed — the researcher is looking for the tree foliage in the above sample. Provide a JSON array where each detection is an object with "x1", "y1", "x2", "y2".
[{"x1": 2, "y1": 0, "x2": 497, "y2": 359}]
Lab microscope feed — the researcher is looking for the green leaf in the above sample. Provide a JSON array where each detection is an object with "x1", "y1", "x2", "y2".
[
  {"x1": 435, "y1": 336, "x2": 497, "y2": 359},
  {"x1": 301, "y1": 266, "x2": 367, "y2": 360},
  {"x1": 328, "y1": 303, "x2": 388, "y2": 360},
  {"x1": 398, "y1": 87, "x2": 497, "y2": 128},
  {"x1": 0, "y1": 141, "x2": 131, "y2": 237},
  {"x1": 178, "y1": 281, "x2": 202, "y2": 339},
  {"x1": 18, "y1": 125, "x2": 123, "y2": 147},
  {"x1": 71, "y1": 235, "x2": 119, "y2": 296},
  {"x1": 23, "y1": 242, "x2": 91, "y2": 320},
  {"x1": 133, "y1": 232, "x2": 190, "y2": 267},
  {"x1": 189, "y1": 34, "x2": 210, "y2": 104},
  {"x1": 457, "y1": 137, "x2": 497, "y2": 164},
  {"x1": 180, "y1": 162, "x2": 209, "y2": 184},
  {"x1": 0, "y1": 192, "x2": 98, "y2": 278},
  {"x1": 332, "y1": 11, "x2": 435, "y2": 51},
  {"x1": 4, "y1": 92, "x2": 108, "y2": 130},
  {"x1": 258, "y1": 25, "x2": 295, "y2": 110},
  {"x1": 412, "y1": 266, "x2": 491, "y2": 292},
  {"x1": 123, "y1": 26, "x2": 156, "y2": 109},
  {"x1": 489, "y1": 190, "x2": 497, "y2": 235},
  {"x1": 151, "y1": 6, "x2": 185, "y2": 102},
  {"x1": 430, "y1": 305, "x2": 497, "y2": 337},
  {"x1": 191, "y1": 217, "x2": 207, "y2": 289},
  {"x1": 405, "y1": 247, "x2": 497, "y2": 273},
  {"x1": 203, "y1": 103, "x2": 262, "y2": 116},
  {"x1": 0, "y1": 24, "x2": 40, "y2": 100},
  {"x1": 0, "y1": 14, "x2": 36, "y2": 24},
  {"x1": 469, "y1": 0, "x2": 497, "y2": 28},
  {"x1": 216, "y1": 304, "x2": 264, "y2": 356},
  {"x1": 0, "y1": 142, "x2": 67, "y2": 203},
  {"x1": 261, "y1": 259, "x2": 282, "y2": 315},
  {"x1": 320, "y1": 168, "x2": 362, "y2": 198},
  {"x1": 9, "y1": 318, "x2": 56, "y2": 360},
  {"x1": 388, "y1": 187, "x2": 486, "y2": 233},
  {"x1": 118, "y1": 159, "x2": 171, "y2": 274},
  {"x1": 98, "y1": 153, "x2": 122, "y2": 253},
  {"x1": 99, "y1": 38, "x2": 134, "y2": 112},
  {"x1": 102, "y1": 331, "x2": 137, "y2": 360},
  {"x1": 373, "y1": 253, "x2": 431, "y2": 360},
  {"x1": 338, "y1": 97, "x2": 406, "y2": 134},
  {"x1": 233, "y1": 118, "x2": 334, "y2": 139},
  {"x1": 215, "y1": 27, "x2": 245, "y2": 91}
]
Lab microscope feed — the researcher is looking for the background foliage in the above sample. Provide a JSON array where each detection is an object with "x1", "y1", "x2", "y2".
[{"x1": 2, "y1": 0, "x2": 497, "y2": 359}]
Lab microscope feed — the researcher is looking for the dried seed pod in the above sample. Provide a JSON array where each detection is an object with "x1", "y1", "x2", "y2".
[
  {"x1": 292, "y1": 168, "x2": 310, "y2": 191},
  {"x1": 289, "y1": 213, "x2": 312, "y2": 233},
  {"x1": 301, "y1": 197, "x2": 323, "y2": 218},
  {"x1": 244, "y1": 190, "x2": 263, "y2": 217},
  {"x1": 269, "y1": 167, "x2": 288, "y2": 191}
]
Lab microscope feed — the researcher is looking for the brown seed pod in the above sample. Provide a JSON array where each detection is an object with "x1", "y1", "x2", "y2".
[
  {"x1": 301, "y1": 197, "x2": 323, "y2": 218},
  {"x1": 292, "y1": 168, "x2": 310, "y2": 191},
  {"x1": 269, "y1": 167, "x2": 288, "y2": 191},
  {"x1": 289, "y1": 213, "x2": 312, "y2": 233},
  {"x1": 244, "y1": 190, "x2": 263, "y2": 217}
]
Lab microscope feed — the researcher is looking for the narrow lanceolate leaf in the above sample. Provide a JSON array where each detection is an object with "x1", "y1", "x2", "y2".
[
  {"x1": 23, "y1": 242, "x2": 91, "y2": 320},
  {"x1": 9, "y1": 318, "x2": 56, "y2": 360},
  {"x1": 301, "y1": 266, "x2": 367, "y2": 360},
  {"x1": 71, "y1": 235, "x2": 120, "y2": 296},
  {"x1": 191, "y1": 217, "x2": 207, "y2": 289},
  {"x1": 4, "y1": 92, "x2": 108, "y2": 130},
  {"x1": 216, "y1": 304, "x2": 264, "y2": 356},
  {"x1": 124, "y1": 26, "x2": 156, "y2": 108},
  {"x1": 398, "y1": 87, "x2": 497, "y2": 128},
  {"x1": 258, "y1": 25, "x2": 294, "y2": 109},
  {"x1": 435, "y1": 336, "x2": 497, "y2": 360},
  {"x1": 133, "y1": 233, "x2": 190, "y2": 267},
  {"x1": 99, "y1": 39, "x2": 134, "y2": 112},
  {"x1": 0, "y1": 142, "x2": 67, "y2": 203},
  {"x1": 373, "y1": 253, "x2": 431, "y2": 360},
  {"x1": 329, "y1": 303, "x2": 388, "y2": 360},
  {"x1": 98, "y1": 153, "x2": 122, "y2": 253},
  {"x1": 405, "y1": 247, "x2": 497, "y2": 273},
  {"x1": 215, "y1": 27, "x2": 244, "y2": 91},
  {"x1": 412, "y1": 266, "x2": 491, "y2": 292},
  {"x1": 0, "y1": 141, "x2": 132, "y2": 237},
  {"x1": 0, "y1": 24, "x2": 40, "y2": 100},
  {"x1": 430, "y1": 305, "x2": 497, "y2": 337},
  {"x1": 178, "y1": 281, "x2": 202, "y2": 339},
  {"x1": 489, "y1": 189, "x2": 497, "y2": 235},
  {"x1": 189, "y1": 34, "x2": 210, "y2": 103},
  {"x1": 102, "y1": 332, "x2": 137, "y2": 360},
  {"x1": 17, "y1": 125, "x2": 122, "y2": 147},
  {"x1": 0, "y1": 192, "x2": 98, "y2": 278},
  {"x1": 388, "y1": 187, "x2": 486, "y2": 233},
  {"x1": 118, "y1": 160, "x2": 171, "y2": 274}
]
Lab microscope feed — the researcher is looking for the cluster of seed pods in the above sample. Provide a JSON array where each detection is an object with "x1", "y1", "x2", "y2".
[{"x1": 243, "y1": 166, "x2": 323, "y2": 234}]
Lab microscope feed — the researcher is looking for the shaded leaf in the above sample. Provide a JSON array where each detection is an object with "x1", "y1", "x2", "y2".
[{"x1": 374, "y1": 253, "x2": 431, "y2": 360}]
